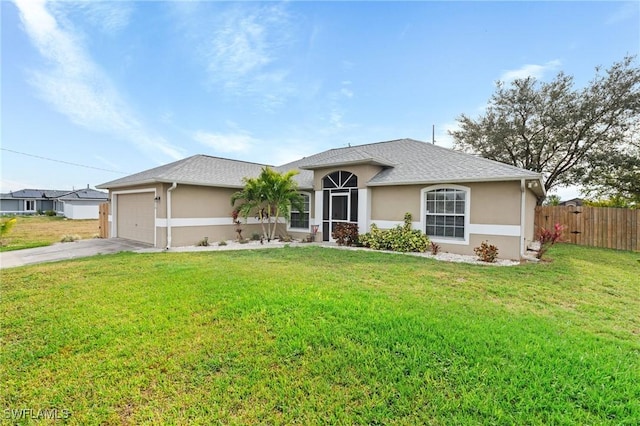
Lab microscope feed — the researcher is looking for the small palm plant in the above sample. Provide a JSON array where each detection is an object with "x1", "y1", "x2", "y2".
[{"x1": 231, "y1": 167, "x2": 305, "y2": 242}]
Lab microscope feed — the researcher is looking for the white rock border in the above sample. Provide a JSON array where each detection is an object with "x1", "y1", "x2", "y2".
[{"x1": 136, "y1": 239, "x2": 534, "y2": 266}]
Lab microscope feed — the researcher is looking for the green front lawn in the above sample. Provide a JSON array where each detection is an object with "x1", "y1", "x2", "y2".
[
  {"x1": 1, "y1": 245, "x2": 639, "y2": 424},
  {"x1": 0, "y1": 216, "x2": 100, "y2": 252}
]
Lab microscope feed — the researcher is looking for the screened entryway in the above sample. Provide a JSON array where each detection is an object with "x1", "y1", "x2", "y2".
[{"x1": 322, "y1": 171, "x2": 358, "y2": 241}]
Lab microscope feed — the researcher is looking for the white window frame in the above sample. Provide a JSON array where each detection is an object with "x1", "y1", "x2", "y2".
[
  {"x1": 288, "y1": 192, "x2": 311, "y2": 231},
  {"x1": 24, "y1": 200, "x2": 36, "y2": 212},
  {"x1": 420, "y1": 184, "x2": 470, "y2": 245}
]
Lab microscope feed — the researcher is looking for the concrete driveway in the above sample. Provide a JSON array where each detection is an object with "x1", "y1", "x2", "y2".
[{"x1": 0, "y1": 238, "x2": 154, "y2": 269}]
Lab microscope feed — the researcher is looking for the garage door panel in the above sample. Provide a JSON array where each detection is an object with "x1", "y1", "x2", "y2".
[{"x1": 117, "y1": 193, "x2": 155, "y2": 244}]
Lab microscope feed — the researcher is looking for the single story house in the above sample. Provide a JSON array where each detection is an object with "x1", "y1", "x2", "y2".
[
  {"x1": 97, "y1": 138, "x2": 545, "y2": 259},
  {"x1": 559, "y1": 198, "x2": 583, "y2": 207},
  {"x1": 0, "y1": 187, "x2": 108, "y2": 219}
]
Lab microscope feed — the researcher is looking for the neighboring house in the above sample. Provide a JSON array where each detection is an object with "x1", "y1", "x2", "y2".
[
  {"x1": 0, "y1": 187, "x2": 108, "y2": 219},
  {"x1": 559, "y1": 198, "x2": 583, "y2": 207},
  {"x1": 97, "y1": 138, "x2": 545, "y2": 259}
]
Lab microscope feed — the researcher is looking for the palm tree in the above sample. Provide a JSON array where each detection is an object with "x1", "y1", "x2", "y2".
[
  {"x1": 231, "y1": 167, "x2": 305, "y2": 241},
  {"x1": 260, "y1": 168, "x2": 305, "y2": 240},
  {"x1": 231, "y1": 175, "x2": 267, "y2": 240}
]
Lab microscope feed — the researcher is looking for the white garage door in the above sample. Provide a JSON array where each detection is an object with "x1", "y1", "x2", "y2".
[{"x1": 117, "y1": 193, "x2": 155, "y2": 245}]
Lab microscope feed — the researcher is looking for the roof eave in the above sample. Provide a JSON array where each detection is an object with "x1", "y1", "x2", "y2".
[
  {"x1": 96, "y1": 179, "x2": 160, "y2": 189},
  {"x1": 98, "y1": 178, "x2": 248, "y2": 191},
  {"x1": 366, "y1": 175, "x2": 544, "y2": 187}
]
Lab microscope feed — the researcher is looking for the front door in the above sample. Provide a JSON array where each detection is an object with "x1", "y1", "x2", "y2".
[
  {"x1": 322, "y1": 171, "x2": 358, "y2": 242},
  {"x1": 330, "y1": 193, "x2": 349, "y2": 240}
]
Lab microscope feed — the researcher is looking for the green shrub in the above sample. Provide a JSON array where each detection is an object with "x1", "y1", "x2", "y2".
[
  {"x1": 197, "y1": 237, "x2": 210, "y2": 247},
  {"x1": 332, "y1": 223, "x2": 359, "y2": 246},
  {"x1": 474, "y1": 241, "x2": 499, "y2": 262},
  {"x1": 251, "y1": 232, "x2": 262, "y2": 241},
  {"x1": 45, "y1": 210, "x2": 57, "y2": 217},
  {"x1": 218, "y1": 240, "x2": 228, "y2": 246},
  {"x1": 359, "y1": 213, "x2": 429, "y2": 253}
]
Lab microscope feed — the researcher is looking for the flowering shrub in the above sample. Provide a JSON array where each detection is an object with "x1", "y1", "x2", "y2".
[
  {"x1": 474, "y1": 241, "x2": 499, "y2": 262},
  {"x1": 537, "y1": 223, "x2": 564, "y2": 259},
  {"x1": 231, "y1": 209, "x2": 243, "y2": 241},
  {"x1": 430, "y1": 242, "x2": 441, "y2": 255},
  {"x1": 332, "y1": 223, "x2": 359, "y2": 246}
]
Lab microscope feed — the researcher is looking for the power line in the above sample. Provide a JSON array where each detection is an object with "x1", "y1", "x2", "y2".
[{"x1": 1, "y1": 148, "x2": 128, "y2": 175}]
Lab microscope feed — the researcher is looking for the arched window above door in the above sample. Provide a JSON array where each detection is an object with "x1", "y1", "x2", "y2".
[{"x1": 322, "y1": 171, "x2": 357, "y2": 189}]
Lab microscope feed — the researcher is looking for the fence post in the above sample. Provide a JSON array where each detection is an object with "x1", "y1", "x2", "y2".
[{"x1": 98, "y1": 202, "x2": 109, "y2": 239}]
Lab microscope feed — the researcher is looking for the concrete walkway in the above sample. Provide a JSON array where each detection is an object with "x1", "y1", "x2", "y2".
[{"x1": 0, "y1": 238, "x2": 152, "y2": 269}]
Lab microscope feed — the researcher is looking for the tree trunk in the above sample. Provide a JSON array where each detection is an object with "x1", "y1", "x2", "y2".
[{"x1": 269, "y1": 206, "x2": 280, "y2": 241}]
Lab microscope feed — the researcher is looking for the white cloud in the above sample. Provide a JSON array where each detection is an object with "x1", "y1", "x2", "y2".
[
  {"x1": 500, "y1": 59, "x2": 561, "y2": 82},
  {"x1": 193, "y1": 131, "x2": 256, "y2": 153},
  {"x1": 13, "y1": 0, "x2": 183, "y2": 161},
  {"x1": 435, "y1": 121, "x2": 461, "y2": 149},
  {"x1": 340, "y1": 81, "x2": 355, "y2": 99},
  {"x1": 0, "y1": 177, "x2": 38, "y2": 193},
  {"x1": 208, "y1": 14, "x2": 272, "y2": 77},
  {"x1": 50, "y1": 1, "x2": 133, "y2": 34},
  {"x1": 329, "y1": 110, "x2": 344, "y2": 129},
  {"x1": 94, "y1": 155, "x2": 121, "y2": 171},
  {"x1": 605, "y1": 2, "x2": 639, "y2": 25},
  {"x1": 340, "y1": 88, "x2": 354, "y2": 98},
  {"x1": 195, "y1": 3, "x2": 295, "y2": 106}
]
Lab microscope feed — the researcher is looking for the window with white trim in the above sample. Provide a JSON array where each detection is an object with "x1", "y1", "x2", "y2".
[
  {"x1": 425, "y1": 188, "x2": 466, "y2": 239},
  {"x1": 289, "y1": 193, "x2": 310, "y2": 230},
  {"x1": 25, "y1": 200, "x2": 36, "y2": 211}
]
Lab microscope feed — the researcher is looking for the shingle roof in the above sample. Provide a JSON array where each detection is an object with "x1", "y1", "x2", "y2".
[
  {"x1": 98, "y1": 139, "x2": 543, "y2": 191},
  {"x1": 279, "y1": 138, "x2": 542, "y2": 186},
  {"x1": 97, "y1": 155, "x2": 270, "y2": 189},
  {"x1": 0, "y1": 188, "x2": 108, "y2": 200},
  {"x1": 57, "y1": 188, "x2": 108, "y2": 201}
]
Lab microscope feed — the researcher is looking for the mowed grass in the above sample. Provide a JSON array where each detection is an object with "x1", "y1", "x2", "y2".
[
  {"x1": 1, "y1": 245, "x2": 639, "y2": 424},
  {"x1": 0, "y1": 216, "x2": 100, "y2": 252}
]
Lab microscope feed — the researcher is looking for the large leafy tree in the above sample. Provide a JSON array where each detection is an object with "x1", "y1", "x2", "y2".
[
  {"x1": 576, "y1": 125, "x2": 640, "y2": 205},
  {"x1": 450, "y1": 56, "x2": 640, "y2": 204},
  {"x1": 231, "y1": 167, "x2": 305, "y2": 241}
]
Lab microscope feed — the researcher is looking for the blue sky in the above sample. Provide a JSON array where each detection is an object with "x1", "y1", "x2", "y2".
[{"x1": 2, "y1": 1, "x2": 638, "y2": 200}]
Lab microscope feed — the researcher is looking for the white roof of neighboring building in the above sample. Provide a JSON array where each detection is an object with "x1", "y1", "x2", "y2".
[{"x1": 0, "y1": 188, "x2": 107, "y2": 200}]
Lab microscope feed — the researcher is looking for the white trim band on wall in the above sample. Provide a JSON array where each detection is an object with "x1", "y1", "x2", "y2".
[
  {"x1": 370, "y1": 220, "x2": 521, "y2": 238},
  {"x1": 112, "y1": 188, "x2": 156, "y2": 195},
  {"x1": 155, "y1": 217, "x2": 286, "y2": 227},
  {"x1": 468, "y1": 224, "x2": 521, "y2": 237}
]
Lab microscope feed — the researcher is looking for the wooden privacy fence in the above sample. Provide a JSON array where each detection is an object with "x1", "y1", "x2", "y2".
[
  {"x1": 98, "y1": 202, "x2": 109, "y2": 239},
  {"x1": 534, "y1": 206, "x2": 639, "y2": 251}
]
